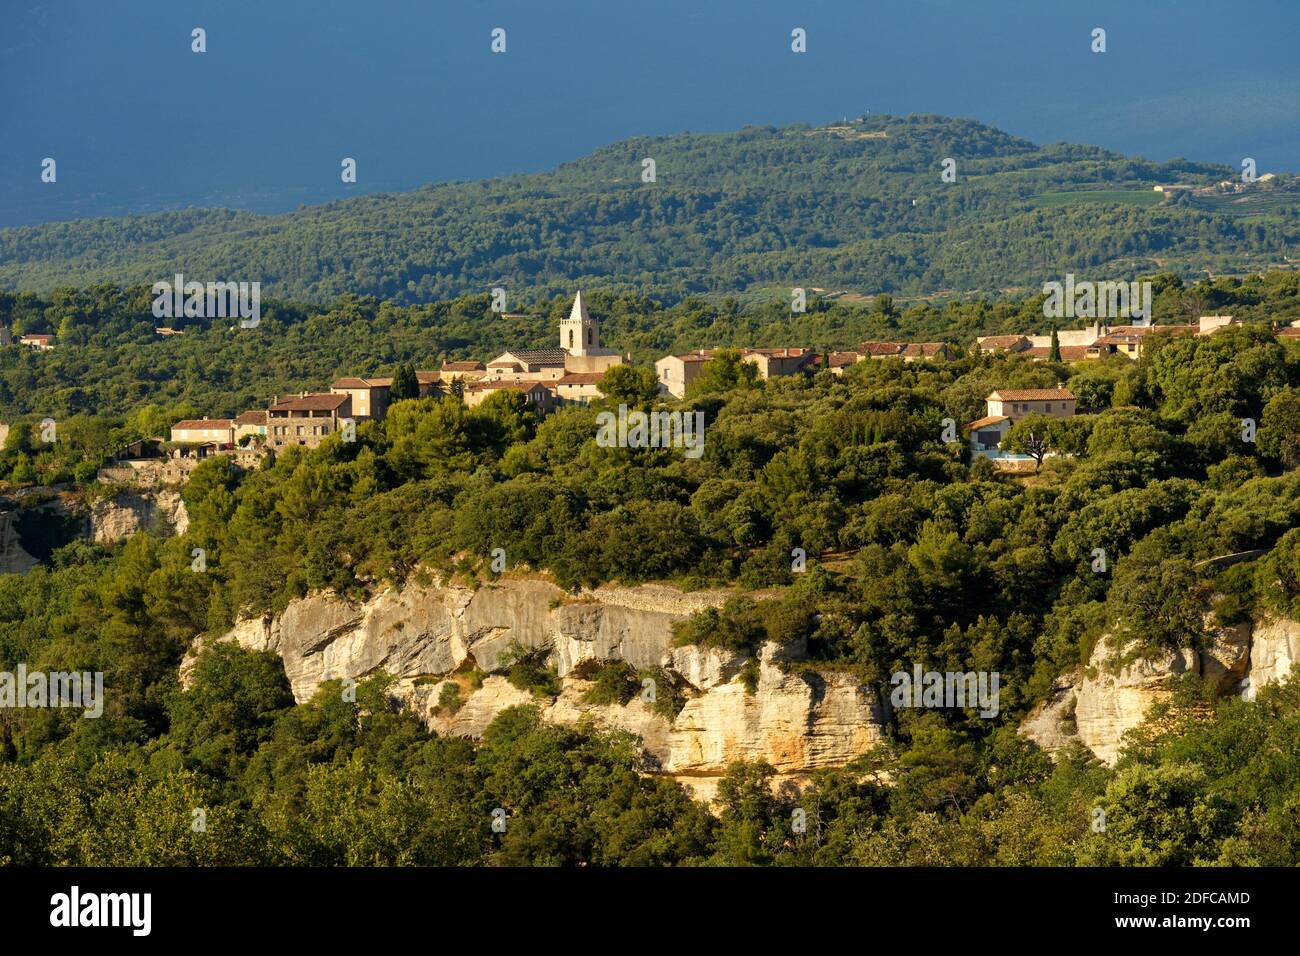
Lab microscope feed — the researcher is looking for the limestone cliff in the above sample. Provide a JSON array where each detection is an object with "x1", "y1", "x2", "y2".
[
  {"x1": 1019, "y1": 612, "x2": 1286, "y2": 766},
  {"x1": 1072, "y1": 643, "x2": 1199, "y2": 766},
  {"x1": 1247, "y1": 615, "x2": 1300, "y2": 692},
  {"x1": 88, "y1": 489, "x2": 189, "y2": 543},
  {"x1": 0, "y1": 489, "x2": 189, "y2": 574},
  {"x1": 181, "y1": 575, "x2": 891, "y2": 796}
]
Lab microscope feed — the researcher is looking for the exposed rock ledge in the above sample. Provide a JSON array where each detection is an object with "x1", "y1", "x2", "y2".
[
  {"x1": 89, "y1": 489, "x2": 189, "y2": 543},
  {"x1": 181, "y1": 576, "x2": 890, "y2": 793},
  {"x1": 1019, "y1": 613, "x2": 1295, "y2": 766},
  {"x1": 1, "y1": 489, "x2": 189, "y2": 574}
]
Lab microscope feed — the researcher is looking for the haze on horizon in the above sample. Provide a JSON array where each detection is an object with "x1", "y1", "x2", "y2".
[{"x1": 4, "y1": 0, "x2": 1300, "y2": 229}]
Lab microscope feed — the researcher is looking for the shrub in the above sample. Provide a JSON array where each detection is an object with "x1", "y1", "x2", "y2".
[{"x1": 437, "y1": 681, "x2": 463, "y2": 715}]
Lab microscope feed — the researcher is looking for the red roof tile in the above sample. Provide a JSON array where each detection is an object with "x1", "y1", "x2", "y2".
[
  {"x1": 270, "y1": 393, "x2": 351, "y2": 412},
  {"x1": 173, "y1": 419, "x2": 233, "y2": 431},
  {"x1": 989, "y1": 388, "x2": 1076, "y2": 401},
  {"x1": 965, "y1": 415, "x2": 1010, "y2": 430},
  {"x1": 555, "y1": 372, "x2": 605, "y2": 386}
]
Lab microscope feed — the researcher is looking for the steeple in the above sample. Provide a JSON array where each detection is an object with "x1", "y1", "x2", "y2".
[
  {"x1": 560, "y1": 289, "x2": 598, "y2": 356},
  {"x1": 569, "y1": 290, "x2": 591, "y2": 324}
]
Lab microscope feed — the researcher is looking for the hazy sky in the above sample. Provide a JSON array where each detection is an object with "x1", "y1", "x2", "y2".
[{"x1": 4, "y1": 0, "x2": 1300, "y2": 227}]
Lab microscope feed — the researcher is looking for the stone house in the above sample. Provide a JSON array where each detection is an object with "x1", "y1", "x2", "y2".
[
  {"x1": 655, "y1": 351, "x2": 713, "y2": 399},
  {"x1": 486, "y1": 348, "x2": 570, "y2": 381},
  {"x1": 859, "y1": 341, "x2": 907, "y2": 358},
  {"x1": 654, "y1": 347, "x2": 814, "y2": 399},
  {"x1": 901, "y1": 342, "x2": 956, "y2": 361},
  {"x1": 440, "y1": 361, "x2": 486, "y2": 383},
  {"x1": 267, "y1": 393, "x2": 352, "y2": 449},
  {"x1": 1087, "y1": 324, "x2": 1196, "y2": 360},
  {"x1": 824, "y1": 351, "x2": 866, "y2": 375},
  {"x1": 170, "y1": 418, "x2": 234, "y2": 445},
  {"x1": 966, "y1": 388, "x2": 1076, "y2": 457},
  {"x1": 986, "y1": 388, "x2": 1077, "y2": 420},
  {"x1": 1026, "y1": 345, "x2": 1089, "y2": 362},
  {"x1": 462, "y1": 379, "x2": 555, "y2": 414},
  {"x1": 976, "y1": 335, "x2": 1032, "y2": 355},
  {"x1": 742, "y1": 347, "x2": 816, "y2": 378},
  {"x1": 413, "y1": 371, "x2": 447, "y2": 398},
  {"x1": 553, "y1": 372, "x2": 606, "y2": 405},
  {"x1": 232, "y1": 410, "x2": 268, "y2": 445},
  {"x1": 330, "y1": 377, "x2": 391, "y2": 420}
]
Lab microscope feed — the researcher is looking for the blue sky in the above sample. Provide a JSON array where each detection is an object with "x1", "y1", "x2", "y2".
[{"x1": 4, "y1": 0, "x2": 1300, "y2": 226}]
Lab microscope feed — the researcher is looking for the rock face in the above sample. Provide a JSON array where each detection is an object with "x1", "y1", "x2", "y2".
[
  {"x1": 88, "y1": 490, "x2": 189, "y2": 543},
  {"x1": 668, "y1": 644, "x2": 747, "y2": 691},
  {"x1": 0, "y1": 489, "x2": 191, "y2": 576},
  {"x1": 1018, "y1": 671, "x2": 1080, "y2": 754},
  {"x1": 183, "y1": 575, "x2": 891, "y2": 787},
  {"x1": 96, "y1": 457, "x2": 201, "y2": 489},
  {"x1": 0, "y1": 510, "x2": 38, "y2": 575},
  {"x1": 394, "y1": 676, "x2": 677, "y2": 765},
  {"x1": 1019, "y1": 612, "x2": 1274, "y2": 766},
  {"x1": 186, "y1": 578, "x2": 736, "y2": 703},
  {"x1": 667, "y1": 660, "x2": 888, "y2": 775},
  {"x1": 1247, "y1": 616, "x2": 1300, "y2": 693},
  {"x1": 1073, "y1": 643, "x2": 1198, "y2": 766}
]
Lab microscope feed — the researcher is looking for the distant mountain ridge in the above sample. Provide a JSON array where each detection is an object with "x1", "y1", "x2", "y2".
[{"x1": 2, "y1": 114, "x2": 1296, "y2": 304}]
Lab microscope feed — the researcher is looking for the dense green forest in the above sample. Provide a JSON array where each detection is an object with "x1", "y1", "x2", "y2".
[
  {"x1": 3, "y1": 115, "x2": 1299, "y2": 304},
  {"x1": 3, "y1": 274, "x2": 1300, "y2": 864}
]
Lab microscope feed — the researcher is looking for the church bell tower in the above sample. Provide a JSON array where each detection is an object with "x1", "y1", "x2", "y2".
[{"x1": 560, "y1": 290, "x2": 598, "y2": 357}]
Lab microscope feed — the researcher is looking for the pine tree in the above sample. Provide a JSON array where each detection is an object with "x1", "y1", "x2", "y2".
[{"x1": 390, "y1": 363, "x2": 419, "y2": 400}]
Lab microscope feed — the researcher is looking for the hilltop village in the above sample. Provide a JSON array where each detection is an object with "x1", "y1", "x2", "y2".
[{"x1": 37, "y1": 291, "x2": 1281, "y2": 467}]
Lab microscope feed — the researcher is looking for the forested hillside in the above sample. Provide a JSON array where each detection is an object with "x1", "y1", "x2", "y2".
[
  {"x1": 3, "y1": 275, "x2": 1300, "y2": 864},
  {"x1": 3, "y1": 115, "x2": 1296, "y2": 304}
]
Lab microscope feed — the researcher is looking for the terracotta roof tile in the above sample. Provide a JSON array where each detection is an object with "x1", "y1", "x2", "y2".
[
  {"x1": 173, "y1": 419, "x2": 233, "y2": 431},
  {"x1": 490, "y1": 348, "x2": 568, "y2": 366},
  {"x1": 555, "y1": 372, "x2": 605, "y2": 385},
  {"x1": 1026, "y1": 345, "x2": 1089, "y2": 360},
  {"x1": 269, "y1": 393, "x2": 351, "y2": 412},
  {"x1": 902, "y1": 342, "x2": 952, "y2": 357},
  {"x1": 859, "y1": 341, "x2": 907, "y2": 356},
  {"x1": 978, "y1": 335, "x2": 1030, "y2": 349},
  {"x1": 989, "y1": 388, "x2": 1076, "y2": 401}
]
